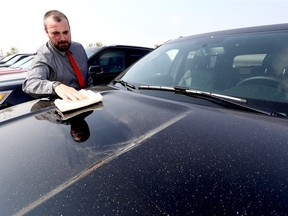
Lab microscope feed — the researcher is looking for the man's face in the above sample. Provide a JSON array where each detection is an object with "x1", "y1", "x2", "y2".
[{"x1": 45, "y1": 17, "x2": 71, "y2": 52}]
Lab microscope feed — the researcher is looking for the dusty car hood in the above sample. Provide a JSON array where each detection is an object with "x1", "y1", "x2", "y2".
[{"x1": 0, "y1": 87, "x2": 288, "y2": 215}]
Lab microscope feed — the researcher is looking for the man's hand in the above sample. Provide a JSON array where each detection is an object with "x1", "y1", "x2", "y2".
[{"x1": 54, "y1": 84, "x2": 87, "y2": 101}]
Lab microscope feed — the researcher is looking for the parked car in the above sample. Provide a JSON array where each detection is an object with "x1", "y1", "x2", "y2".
[
  {"x1": 0, "y1": 53, "x2": 33, "y2": 67},
  {"x1": 0, "y1": 45, "x2": 153, "y2": 109},
  {"x1": 0, "y1": 55, "x2": 34, "y2": 108},
  {"x1": 1, "y1": 23, "x2": 288, "y2": 215},
  {"x1": 86, "y1": 45, "x2": 153, "y2": 85},
  {"x1": 0, "y1": 70, "x2": 33, "y2": 107},
  {"x1": 0, "y1": 54, "x2": 16, "y2": 65},
  {"x1": 0, "y1": 54, "x2": 34, "y2": 71}
]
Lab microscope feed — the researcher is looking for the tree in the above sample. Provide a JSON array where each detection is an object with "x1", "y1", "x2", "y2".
[
  {"x1": 5, "y1": 47, "x2": 18, "y2": 56},
  {"x1": 88, "y1": 42, "x2": 104, "y2": 47}
]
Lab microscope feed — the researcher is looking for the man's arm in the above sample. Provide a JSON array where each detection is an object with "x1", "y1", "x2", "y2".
[
  {"x1": 22, "y1": 62, "x2": 56, "y2": 98},
  {"x1": 23, "y1": 63, "x2": 87, "y2": 101}
]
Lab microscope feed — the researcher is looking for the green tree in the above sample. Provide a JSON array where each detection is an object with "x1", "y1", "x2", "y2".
[
  {"x1": 5, "y1": 47, "x2": 18, "y2": 56},
  {"x1": 88, "y1": 42, "x2": 104, "y2": 47}
]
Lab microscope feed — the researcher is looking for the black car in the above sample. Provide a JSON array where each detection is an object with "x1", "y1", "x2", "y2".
[
  {"x1": 0, "y1": 45, "x2": 152, "y2": 109},
  {"x1": 86, "y1": 45, "x2": 153, "y2": 85},
  {"x1": 1, "y1": 23, "x2": 288, "y2": 215}
]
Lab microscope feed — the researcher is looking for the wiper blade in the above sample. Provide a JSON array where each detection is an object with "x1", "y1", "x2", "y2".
[
  {"x1": 178, "y1": 87, "x2": 247, "y2": 103},
  {"x1": 139, "y1": 85, "x2": 287, "y2": 118},
  {"x1": 113, "y1": 79, "x2": 136, "y2": 90},
  {"x1": 139, "y1": 85, "x2": 246, "y2": 101}
]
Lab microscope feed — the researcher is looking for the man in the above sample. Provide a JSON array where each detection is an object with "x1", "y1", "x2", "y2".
[{"x1": 23, "y1": 10, "x2": 92, "y2": 101}]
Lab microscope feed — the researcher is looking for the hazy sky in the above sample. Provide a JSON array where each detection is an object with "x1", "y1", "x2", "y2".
[{"x1": 1, "y1": 0, "x2": 288, "y2": 55}]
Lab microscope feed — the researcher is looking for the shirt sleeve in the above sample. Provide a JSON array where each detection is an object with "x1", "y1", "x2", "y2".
[{"x1": 22, "y1": 54, "x2": 56, "y2": 98}]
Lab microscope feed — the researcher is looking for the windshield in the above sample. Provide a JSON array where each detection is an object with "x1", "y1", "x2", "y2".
[
  {"x1": 0, "y1": 55, "x2": 15, "y2": 63},
  {"x1": 19, "y1": 58, "x2": 33, "y2": 70},
  {"x1": 85, "y1": 47, "x2": 101, "y2": 58},
  {"x1": 120, "y1": 31, "x2": 288, "y2": 116},
  {"x1": 10, "y1": 56, "x2": 33, "y2": 68},
  {"x1": 4, "y1": 55, "x2": 27, "y2": 65}
]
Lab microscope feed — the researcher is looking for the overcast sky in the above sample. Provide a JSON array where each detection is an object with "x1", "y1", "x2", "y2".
[{"x1": 1, "y1": 0, "x2": 288, "y2": 55}]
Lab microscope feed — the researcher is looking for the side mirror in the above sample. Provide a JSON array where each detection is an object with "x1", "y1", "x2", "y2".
[{"x1": 89, "y1": 65, "x2": 103, "y2": 74}]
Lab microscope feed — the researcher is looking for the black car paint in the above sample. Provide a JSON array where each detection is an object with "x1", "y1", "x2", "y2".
[{"x1": 0, "y1": 85, "x2": 288, "y2": 215}]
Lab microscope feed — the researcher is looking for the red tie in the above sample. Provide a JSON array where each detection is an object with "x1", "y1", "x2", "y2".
[{"x1": 66, "y1": 51, "x2": 86, "y2": 89}]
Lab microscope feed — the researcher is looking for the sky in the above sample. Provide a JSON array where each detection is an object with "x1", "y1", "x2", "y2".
[{"x1": 1, "y1": 0, "x2": 288, "y2": 56}]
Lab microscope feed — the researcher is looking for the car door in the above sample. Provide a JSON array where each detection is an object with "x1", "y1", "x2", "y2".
[{"x1": 88, "y1": 48, "x2": 126, "y2": 85}]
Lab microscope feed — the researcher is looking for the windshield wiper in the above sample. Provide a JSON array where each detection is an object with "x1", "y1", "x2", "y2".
[
  {"x1": 113, "y1": 79, "x2": 136, "y2": 90},
  {"x1": 139, "y1": 85, "x2": 287, "y2": 118}
]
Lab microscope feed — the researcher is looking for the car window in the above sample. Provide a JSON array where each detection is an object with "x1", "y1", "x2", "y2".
[
  {"x1": 10, "y1": 56, "x2": 33, "y2": 68},
  {"x1": 126, "y1": 49, "x2": 153, "y2": 66},
  {"x1": 122, "y1": 48, "x2": 178, "y2": 86},
  {"x1": 0, "y1": 54, "x2": 15, "y2": 63},
  {"x1": 95, "y1": 51, "x2": 125, "y2": 73},
  {"x1": 19, "y1": 58, "x2": 33, "y2": 70},
  {"x1": 3, "y1": 54, "x2": 29, "y2": 66},
  {"x1": 85, "y1": 47, "x2": 101, "y2": 58}
]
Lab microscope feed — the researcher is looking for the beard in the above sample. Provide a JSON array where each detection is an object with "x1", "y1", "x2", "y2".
[{"x1": 54, "y1": 40, "x2": 71, "y2": 52}]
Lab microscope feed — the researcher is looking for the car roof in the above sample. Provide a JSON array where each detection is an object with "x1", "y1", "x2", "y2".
[
  {"x1": 85, "y1": 44, "x2": 154, "y2": 59},
  {"x1": 88, "y1": 44, "x2": 153, "y2": 49},
  {"x1": 85, "y1": 44, "x2": 153, "y2": 53},
  {"x1": 169, "y1": 23, "x2": 288, "y2": 44}
]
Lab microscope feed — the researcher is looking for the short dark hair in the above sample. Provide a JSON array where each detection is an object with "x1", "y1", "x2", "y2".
[{"x1": 43, "y1": 10, "x2": 70, "y2": 30}]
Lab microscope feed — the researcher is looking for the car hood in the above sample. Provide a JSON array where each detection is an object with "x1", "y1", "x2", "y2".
[
  {"x1": 0, "y1": 71, "x2": 27, "y2": 91},
  {"x1": 0, "y1": 69, "x2": 27, "y2": 81},
  {"x1": 1, "y1": 86, "x2": 288, "y2": 215}
]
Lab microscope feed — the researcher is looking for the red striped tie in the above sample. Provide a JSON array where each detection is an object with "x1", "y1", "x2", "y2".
[{"x1": 66, "y1": 51, "x2": 86, "y2": 89}]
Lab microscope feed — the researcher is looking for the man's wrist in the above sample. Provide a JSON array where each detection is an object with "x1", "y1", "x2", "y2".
[{"x1": 52, "y1": 81, "x2": 62, "y2": 92}]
